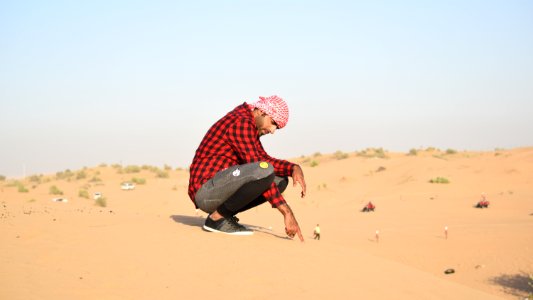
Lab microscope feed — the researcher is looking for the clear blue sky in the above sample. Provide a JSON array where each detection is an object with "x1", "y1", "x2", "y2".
[{"x1": 1, "y1": 0, "x2": 532, "y2": 177}]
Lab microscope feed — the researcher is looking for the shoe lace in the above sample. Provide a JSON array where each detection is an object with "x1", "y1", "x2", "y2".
[{"x1": 226, "y1": 217, "x2": 246, "y2": 231}]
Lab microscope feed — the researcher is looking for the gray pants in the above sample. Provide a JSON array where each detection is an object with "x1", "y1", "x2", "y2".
[{"x1": 195, "y1": 162, "x2": 287, "y2": 214}]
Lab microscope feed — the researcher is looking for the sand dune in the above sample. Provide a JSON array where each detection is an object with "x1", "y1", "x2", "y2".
[{"x1": 1, "y1": 147, "x2": 532, "y2": 299}]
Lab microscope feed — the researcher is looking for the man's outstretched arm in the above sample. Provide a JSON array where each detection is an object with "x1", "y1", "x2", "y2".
[{"x1": 277, "y1": 203, "x2": 304, "y2": 242}]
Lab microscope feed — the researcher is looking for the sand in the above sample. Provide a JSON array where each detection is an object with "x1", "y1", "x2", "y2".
[{"x1": 1, "y1": 147, "x2": 532, "y2": 299}]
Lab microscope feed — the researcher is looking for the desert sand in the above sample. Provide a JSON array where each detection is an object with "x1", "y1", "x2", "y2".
[{"x1": 1, "y1": 147, "x2": 532, "y2": 299}]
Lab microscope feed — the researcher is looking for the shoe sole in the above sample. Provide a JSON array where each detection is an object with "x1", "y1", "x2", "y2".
[{"x1": 202, "y1": 225, "x2": 253, "y2": 236}]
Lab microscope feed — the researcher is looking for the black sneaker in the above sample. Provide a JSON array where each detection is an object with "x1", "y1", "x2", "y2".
[{"x1": 203, "y1": 216, "x2": 253, "y2": 236}]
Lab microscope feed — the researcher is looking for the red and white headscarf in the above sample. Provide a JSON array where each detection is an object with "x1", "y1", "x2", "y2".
[{"x1": 250, "y1": 95, "x2": 289, "y2": 129}]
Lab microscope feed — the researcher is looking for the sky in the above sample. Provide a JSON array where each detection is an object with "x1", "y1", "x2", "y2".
[{"x1": 1, "y1": 0, "x2": 532, "y2": 177}]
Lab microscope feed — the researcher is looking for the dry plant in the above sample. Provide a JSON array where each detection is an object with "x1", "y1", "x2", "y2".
[
  {"x1": 95, "y1": 197, "x2": 107, "y2": 207},
  {"x1": 131, "y1": 177, "x2": 147, "y2": 184},
  {"x1": 79, "y1": 189, "x2": 89, "y2": 199},
  {"x1": 429, "y1": 177, "x2": 450, "y2": 184},
  {"x1": 49, "y1": 185, "x2": 63, "y2": 195}
]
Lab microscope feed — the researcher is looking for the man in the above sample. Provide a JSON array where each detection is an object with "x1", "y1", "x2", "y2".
[
  {"x1": 188, "y1": 95, "x2": 307, "y2": 241},
  {"x1": 313, "y1": 224, "x2": 321, "y2": 240}
]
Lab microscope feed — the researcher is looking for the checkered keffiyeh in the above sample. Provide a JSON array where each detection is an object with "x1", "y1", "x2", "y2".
[{"x1": 250, "y1": 95, "x2": 289, "y2": 129}]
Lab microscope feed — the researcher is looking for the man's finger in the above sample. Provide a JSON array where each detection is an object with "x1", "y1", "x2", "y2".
[{"x1": 297, "y1": 228, "x2": 304, "y2": 242}]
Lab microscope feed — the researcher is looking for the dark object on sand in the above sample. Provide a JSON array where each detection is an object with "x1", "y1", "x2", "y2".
[
  {"x1": 475, "y1": 200, "x2": 489, "y2": 208},
  {"x1": 361, "y1": 201, "x2": 375, "y2": 212},
  {"x1": 444, "y1": 268, "x2": 455, "y2": 274}
]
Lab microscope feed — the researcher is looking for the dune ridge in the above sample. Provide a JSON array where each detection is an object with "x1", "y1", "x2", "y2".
[{"x1": 1, "y1": 147, "x2": 532, "y2": 299}]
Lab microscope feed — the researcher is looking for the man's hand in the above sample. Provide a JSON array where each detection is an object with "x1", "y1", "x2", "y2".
[
  {"x1": 278, "y1": 204, "x2": 304, "y2": 242},
  {"x1": 292, "y1": 165, "x2": 306, "y2": 198}
]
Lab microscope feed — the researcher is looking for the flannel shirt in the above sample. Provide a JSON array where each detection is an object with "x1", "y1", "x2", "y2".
[{"x1": 188, "y1": 102, "x2": 295, "y2": 208}]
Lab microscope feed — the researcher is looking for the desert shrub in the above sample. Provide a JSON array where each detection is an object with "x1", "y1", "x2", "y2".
[
  {"x1": 28, "y1": 175, "x2": 42, "y2": 183},
  {"x1": 408, "y1": 148, "x2": 418, "y2": 156},
  {"x1": 95, "y1": 197, "x2": 107, "y2": 207},
  {"x1": 376, "y1": 166, "x2": 386, "y2": 172},
  {"x1": 310, "y1": 160, "x2": 319, "y2": 167},
  {"x1": 425, "y1": 147, "x2": 438, "y2": 152},
  {"x1": 99, "y1": 163, "x2": 107, "y2": 167},
  {"x1": 76, "y1": 171, "x2": 87, "y2": 180},
  {"x1": 156, "y1": 170, "x2": 169, "y2": 178},
  {"x1": 0, "y1": 175, "x2": 5, "y2": 181},
  {"x1": 79, "y1": 189, "x2": 89, "y2": 199},
  {"x1": 56, "y1": 169, "x2": 74, "y2": 180},
  {"x1": 131, "y1": 177, "x2": 146, "y2": 185},
  {"x1": 445, "y1": 148, "x2": 457, "y2": 155},
  {"x1": 49, "y1": 185, "x2": 64, "y2": 195},
  {"x1": 374, "y1": 148, "x2": 387, "y2": 158},
  {"x1": 146, "y1": 165, "x2": 159, "y2": 172},
  {"x1": 18, "y1": 184, "x2": 29, "y2": 193},
  {"x1": 334, "y1": 150, "x2": 349, "y2": 160},
  {"x1": 429, "y1": 177, "x2": 450, "y2": 184},
  {"x1": 123, "y1": 165, "x2": 141, "y2": 173},
  {"x1": 357, "y1": 148, "x2": 388, "y2": 159},
  {"x1": 111, "y1": 164, "x2": 122, "y2": 169},
  {"x1": 89, "y1": 176, "x2": 101, "y2": 183},
  {"x1": 164, "y1": 164, "x2": 172, "y2": 171},
  {"x1": 313, "y1": 152, "x2": 322, "y2": 157}
]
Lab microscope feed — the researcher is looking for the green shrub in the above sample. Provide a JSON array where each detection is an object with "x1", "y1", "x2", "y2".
[
  {"x1": 123, "y1": 165, "x2": 141, "y2": 173},
  {"x1": 310, "y1": 160, "x2": 319, "y2": 167},
  {"x1": 445, "y1": 148, "x2": 457, "y2": 155},
  {"x1": 95, "y1": 197, "x2": 107, "y2": 207},
  {"x1": 408, "y1": 148, "x2": 418, "y2": 156},
  {"x1": 79, "y1": 189, "x2": 89, "y2": 199},
  {"x1": 429, "y1": 177, "x2": 450, "y2": 184},
  {"x1": 156, "y1": 170, "x2": 169, "y2": 178},
  {"x1": 56, "y1": 169, "x2": 74, "y2": 180},
  {"x1": 49, "y1": 185, "x2": 64, "y2": 195},
  {"x1": 76, "y1": 171, "x2": 87, "y2": 180},
  {"x1": 357, "y1": 148, "x2": 388, "y2": 159},
  {"x1": 28, "y1": 175, "x2": 42, "y2": 183},
  {"x1": 18, "y1": 184, "x2": 29, "y2": 193},
  {"x1": 334, "y1": 150, "x2": 349, "y2": 160},
  {"x1": 131, "y1": 177, "x2": 146, "y2": 185},
  {"x1": 89, "y1": 176, "x2": 102, "y2": 183}
]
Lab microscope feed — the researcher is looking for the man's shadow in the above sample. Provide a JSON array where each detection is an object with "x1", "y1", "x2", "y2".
[{"x1": 169, "y1": 214, "x2": 290, "y2": 240}]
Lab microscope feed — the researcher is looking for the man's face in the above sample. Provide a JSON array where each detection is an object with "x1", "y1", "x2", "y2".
[{"x1": 255, "y1": 112, "x2": 278, "y2": 137}]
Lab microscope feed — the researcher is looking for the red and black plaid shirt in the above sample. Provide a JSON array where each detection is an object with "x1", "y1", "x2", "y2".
[{"x1": 188, "y1": 102, "x2": 295, "y2": 208}]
